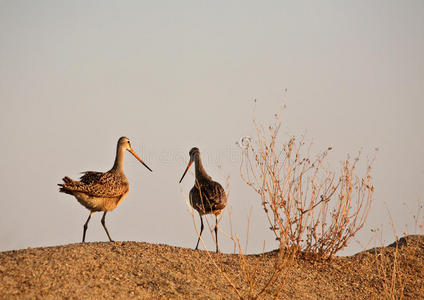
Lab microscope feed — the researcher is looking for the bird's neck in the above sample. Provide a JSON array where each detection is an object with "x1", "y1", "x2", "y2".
[
  {"x1": 111, "y1": 145, "x2": 125, "y2": 172},
  {"x1": 194, "y1": 156, "x2": 212, "y2": 183}
]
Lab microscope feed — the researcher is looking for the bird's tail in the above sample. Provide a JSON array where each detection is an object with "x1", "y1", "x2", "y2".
[{"x1": 58, "y1": 176, "x2": 74, "y2": 194}]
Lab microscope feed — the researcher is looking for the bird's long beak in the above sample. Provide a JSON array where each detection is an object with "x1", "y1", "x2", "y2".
[
  {"x1": 179, "y1": 160, "x2": 193, "y2": 183},
  {"x1": 129, "y1": 148, "x2": 153, "y2": 172}
]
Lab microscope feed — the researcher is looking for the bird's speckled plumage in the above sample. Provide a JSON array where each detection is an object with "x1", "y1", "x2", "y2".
[
  {"x1": 58, "y1": 136, "x2": 152, "y2": 242},
  {"x1": 59, "y1": 171, "x2": 129, "y2": 212}
]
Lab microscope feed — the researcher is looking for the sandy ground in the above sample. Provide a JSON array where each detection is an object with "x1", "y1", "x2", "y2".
[{"x1": 0, "y1": 235, "x2": 423, "y2": 299}]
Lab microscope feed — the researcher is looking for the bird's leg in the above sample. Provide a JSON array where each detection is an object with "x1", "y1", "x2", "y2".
[
  {"x1": 215, "y1": 214, "x2": 219, "y2": 253},
  {"x1": 195, "y1": 213, "x2": 204, "y2": 250},
  {"x1": 83, "y1": 211, "x2": 94, "y2": 243},
  {"x1": 101, "y1": 211, "x2": 114, "y2": 242}
]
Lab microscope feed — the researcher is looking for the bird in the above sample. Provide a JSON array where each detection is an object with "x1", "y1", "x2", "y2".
[
  {"x1": 179, "y1": 147, "x2": 227, "y2": 253},
  {"x1": 58, "y1": 136, "x2": 152, "y2": 242}
]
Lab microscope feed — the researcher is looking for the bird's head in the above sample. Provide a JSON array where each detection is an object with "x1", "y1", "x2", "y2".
[
  {"x1": 179, "y1": 147, "x2": 200, "y2": 183},
  {"x1": 118, "y1": 136, "x2": 152, "y2": 172}
]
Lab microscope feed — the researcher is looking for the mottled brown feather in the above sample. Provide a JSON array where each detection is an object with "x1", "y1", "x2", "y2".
[
  {"x1": 189, "y1": 180, "x2": 227, "y2": 216},
  {"x1": 59, "y1": 171, "x2": 129, "y2": 198}
]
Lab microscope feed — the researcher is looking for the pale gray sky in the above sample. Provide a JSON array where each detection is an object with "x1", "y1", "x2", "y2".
[{"x1": 0, "y1": 1, "x2": 423, "y2": 255}]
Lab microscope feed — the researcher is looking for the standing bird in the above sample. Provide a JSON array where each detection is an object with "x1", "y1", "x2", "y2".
[
  {"x1": 58, "y1": 136, "x2": 152, "y2": 242},
  {"x1": 179, "y1": 147, "x2": 227, "y2": 252}
]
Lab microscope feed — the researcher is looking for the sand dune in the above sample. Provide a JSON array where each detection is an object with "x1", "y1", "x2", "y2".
[{"x1": 0, "y1": 235, "x2": 423, "y2": 299}]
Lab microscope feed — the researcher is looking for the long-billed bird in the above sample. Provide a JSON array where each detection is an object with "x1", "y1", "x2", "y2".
[
  {"x1": 58, "y1": 136, "x2": 152, "y2": 242},
  {"x1": 179, "y1": 147, "x2": 227, "y2": 252}
]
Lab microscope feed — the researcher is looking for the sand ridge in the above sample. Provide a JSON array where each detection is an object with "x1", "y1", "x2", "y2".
[{"x1": 0, "y1": 235, "x2": 423, "y2": 299}]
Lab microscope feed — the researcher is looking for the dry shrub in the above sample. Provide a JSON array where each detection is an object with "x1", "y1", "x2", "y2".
[{"x1": 238, "y1": 103, "x2": 376, "y2": 258}]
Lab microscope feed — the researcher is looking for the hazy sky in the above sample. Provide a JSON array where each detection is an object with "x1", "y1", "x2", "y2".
[{"x1": 1, "y1": 1, "x2": 423, "y2": 255}]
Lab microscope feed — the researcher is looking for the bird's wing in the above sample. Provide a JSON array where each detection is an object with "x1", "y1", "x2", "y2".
[
  {"x1": 192, "y1": 181, "x2": 227, "y2": 213},
  {"x1": 203, "y1": 181, "x2": 227, "y2": 209},
  {"x1": 61, "y1": 172, "x2": 128, "y2": 198}
]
